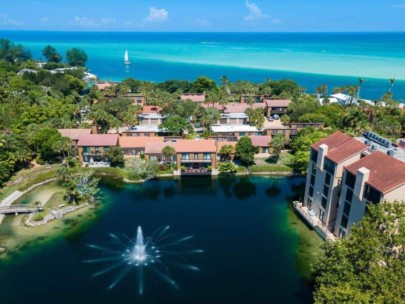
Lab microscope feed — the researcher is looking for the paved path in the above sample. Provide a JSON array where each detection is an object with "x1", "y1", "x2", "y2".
[{"x1": 0, "y1": 178, "x2": 57, "y2": 225}]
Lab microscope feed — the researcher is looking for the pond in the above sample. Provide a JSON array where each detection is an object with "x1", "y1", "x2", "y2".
[{"x1": 0, "y1": 176, "x2": 320, "y2": 304}]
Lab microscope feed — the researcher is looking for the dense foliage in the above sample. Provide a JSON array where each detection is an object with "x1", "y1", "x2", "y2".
[{"x1": 313, "y1": 202, "x2": 405, "y2": 304}]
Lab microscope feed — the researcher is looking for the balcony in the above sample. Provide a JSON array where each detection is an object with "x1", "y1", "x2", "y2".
[{"x1": 292, "y1": 201, "x2": 336, "y2": 241}]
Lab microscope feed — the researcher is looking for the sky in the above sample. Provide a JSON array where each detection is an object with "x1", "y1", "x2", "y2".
[{"x1": 0, "y1": 0, "x2": 404, "y2": 32}]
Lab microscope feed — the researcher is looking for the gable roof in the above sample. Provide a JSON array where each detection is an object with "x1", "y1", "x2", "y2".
[
  {"x1": 77, "y1": 134, "x2": 119, "y2": 147},
  {"x1": 249, "y1": 136, "x2": 272, "y2": 147},
  {"x1": 345, "y1": 151, "x2": 405, "y2": 194},
  {"x1": 312, "y1": 131, "x2": 368, "y2": 164},
  {"x1": 223, "y1": 103, "x2": 266, "y2": 113},
  {"x1": 180, "y1": 93, "x2": 205, "y2": 102},
  {"x1": 58, "y1": 129, "x2": 92, "y2": 141},
  {"x1": 145, "y1": 141, "x2": 176, "y2": 154},
  {"x1": 176, "y1": 140, "x2": 216, "y2": 153},
  {"x1": 142, "y1": 106, "x2": 162, "y2": 114},
  {"x1": 119, "y1": 136, "x2": 164, "y2": 148},
  {"x1": 265, "y1": 99, "x2": 291, "y2": 108}
]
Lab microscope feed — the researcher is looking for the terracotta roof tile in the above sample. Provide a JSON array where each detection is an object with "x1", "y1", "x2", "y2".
[
  {"x1": 119, "y1": 136, "x2": 164, "y2": 148},
  {"x1": 249, "y1": 136, "x2": 272, "y2": 147},
  {"x1": 77, "y1": 134, "x2": 118, "y2": 147},
  {"x1": 312, "y1": 131, "x2": 368, "y2": 163},
  {"x1": 176, "y1": 140, "x2": 216, "y2": 153},
  {"x1": 58, "y1": 129, "x2": 92, "y2": 141},
  {"x1": 142, "y1": 106, "x2": 162, "y2": 114},
  {"x1": 265, "y1": 99, "x2": 291, "y2": 108},
  {"x1": 345, "y1": 151, "x2": 405, "y2": 194},
  {"x1": 145, "y1": 141, "x2": 176, "y2": 154},
  {"x1": 223, "y1": 103, "x2": 266, "y2": 113}
]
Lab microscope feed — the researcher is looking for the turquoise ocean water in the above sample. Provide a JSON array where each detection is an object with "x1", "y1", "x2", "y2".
[{"x1": 1, "y1": 31, "x2": 405, "y2": 100}]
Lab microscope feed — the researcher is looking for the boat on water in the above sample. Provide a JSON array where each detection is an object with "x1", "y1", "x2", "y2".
[{"x1": 124, "y1": 50, "x2": 131, "y2": 65}]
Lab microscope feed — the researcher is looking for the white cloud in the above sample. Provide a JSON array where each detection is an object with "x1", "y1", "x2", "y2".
[
  {"x1": 144, "y1": 7, "x2": 168, "y2": 23},
  {"x1": 244, "y1": 0, "x2": 269, "y2": 21},
  {"x1": 0, "y1": 13, "x2": 21, "y2": 26},
  {"x1": 72, "y1": 16, "x2": 116, "y2": 28}
]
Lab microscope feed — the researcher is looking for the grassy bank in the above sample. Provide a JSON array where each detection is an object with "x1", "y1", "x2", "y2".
[{"x1": 250, "y1": 152, "x2": 294, "y2": 173}]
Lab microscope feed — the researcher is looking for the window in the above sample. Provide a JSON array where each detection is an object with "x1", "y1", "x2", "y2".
[
  {"x1": 345, "y1": 188, "x2": 353, "y2": 203},
  {"x1": 83, "y1": 147, "x2": 90, "y2": 153},
  {"x1": 323, "y1": 184, "x2": 329, "y2": 197},
  {"x1": 194, "y1": 153, "x2": 198, "y2": 160},
  {"x1": 307, "y1": 198, "x2": 312, "y2": 209},
  {"x1": 310, "y1": 149, "x2": 318, "y2": 163},
  {"x1": 95, "y1": 146, "x2": 99, "y2": 152},
  {"x1": 325, "y1": 173, "x2": 331, "y2": 186},
  {"x1": 203, "y1": 153, "x2": 211, "y2": 160},
  {"x1": 343, "y1": 201, "x2": 351, "y2": 216},
  {"x1": 339, "y1": 228, "x2": 346, "y2": 238},
  {"x1": 345, "y1": 172, "x2": 356, "y2": 189},
  {"x1": 321, "y1": 196, "x2": 327, "y2": 209},
  {"x1": 311, "y1": 162, "x2": 316, "y2": 174},
  {"x1": 150, "y1": 156, "x2": 157, "y2": 161},
  {"x1": 319, "y1": 210, "x2": 325, "y2": 221},
  {"x1": 341, "y1": 215, "x2": 349, "y2": 228},
  {"x1": 310, "y1": 175, "x2": 315, "y2": 187},
  {"x1": 324, "y1": 158, "x2": 336, "y2": 174},
  {"x1": 182, "y1": 153, "x2": 189, "y2": 160},
  {"x1": 240, "y1": 132, "x2": 245, "y2": 136},
  {"x1": 364, "y1": 185, "x2": 382, "y2": 204},
  {"x1": 309, "y1": 186, "x2": 314, "y2": 197}
]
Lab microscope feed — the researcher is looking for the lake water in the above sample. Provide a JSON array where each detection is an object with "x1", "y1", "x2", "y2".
[
  {"x1": 0, "y1": 176, "x2": 317, "y2": 304},
  {"x1": 1, "y1": 31, "x2": 405, "y2": 100}
]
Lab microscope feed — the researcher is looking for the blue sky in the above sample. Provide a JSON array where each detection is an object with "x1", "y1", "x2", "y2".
[{"x1": 0, "y1": 0, "x2": 404, "y2": 32}]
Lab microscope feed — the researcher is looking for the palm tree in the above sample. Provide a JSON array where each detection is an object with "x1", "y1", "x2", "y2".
[
  {"x1": 357, "y1": 78, "x2": 366, "y2": 99},
  {"x1": 162, "y1": 145, "x2": 176, "y2": 163},
  {"x1": 388, "y1": 78, "x2": 396, "y2": 94},
  {"x1": 219, "y1": 145, "x2": 235, "y2": 162}
]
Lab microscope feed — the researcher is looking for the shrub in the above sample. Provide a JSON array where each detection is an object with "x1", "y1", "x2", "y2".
[{"x1": 32, "y1": 212, "x2": 44, "y2": 222}]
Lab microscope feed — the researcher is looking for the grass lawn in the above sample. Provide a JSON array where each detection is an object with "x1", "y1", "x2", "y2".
[
  {"x1": 0, "y1": 164, "x2": 60, "y2": 202},
  {"x1": 250, "y1": 151, "x2": 293, "y2": 173}
]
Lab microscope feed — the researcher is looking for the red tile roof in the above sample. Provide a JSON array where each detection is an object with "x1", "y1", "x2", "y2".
[
  {"x1": 142, "y1": 106, "x2": 162, "y2": 114},
  {"x1": 180, "y1": 93, "x2": 205, "y2": 102},
  {"x1": 176, "y1": 140, "x2": 216, "y2": 153},
  {"x1": 95, "y1": 82, "x2": 115, "y2": 90},
  {"x1": 265, "y1": 99, "x2": 291, "y2": 108},
  {"x1": 58, "y1": 129, "x2": 91, "y2": 141},
  {"x1": 345, "y1": 151, "x2": 405, "y2": 194},
  {"x1": 223, "y1": 103, "x2": 266, "y2": 113},
  {"x1": 312, "y1": 131, "x2": 368, "y2": 164},
  {"x1": 249, "y1": 136, "x2": 272, "y2": 147},
  {"x1": 119, "y1": 136, "x2": 164, "y2": 148},
  {"x1": 77, "y1": 134, "x2": 119, "y2": 147},
  {"x1": 145, "y1": 141, "x2": 176, "y2": 154}
]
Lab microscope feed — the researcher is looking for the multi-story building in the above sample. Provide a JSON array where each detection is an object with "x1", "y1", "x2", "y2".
[
  {"x1": 119, "y1": 136, "x2": 164, "y2": 157},
  {"x1": 335, "y1": 151, "x2": 405, "y2": 237},
  {"x1": 77, "y1": 134, "x2": 119, "y2": 163},
  {"x1": 175, "y1": 140, "x2": 217, "y2": 175},
  {"x1": 303, "y1": 131, "x2": 368, "y2": 234}
]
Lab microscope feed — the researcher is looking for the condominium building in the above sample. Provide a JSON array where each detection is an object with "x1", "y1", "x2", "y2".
[
  {"x1": 335, "y1": 151, "x2": 405, "y2": 237},
  {"x1": 303, "y1": 131, "x2": 368, "y2": 234}
]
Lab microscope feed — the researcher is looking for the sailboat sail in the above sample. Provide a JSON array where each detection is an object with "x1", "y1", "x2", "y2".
[{"x1": 124, "y1": 50, "x2": 131, "y2": 65}]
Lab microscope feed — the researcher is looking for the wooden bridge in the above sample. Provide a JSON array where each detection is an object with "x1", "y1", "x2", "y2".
[{"x1": 0, "y1": 205, "x2": 43, "y2": 214}]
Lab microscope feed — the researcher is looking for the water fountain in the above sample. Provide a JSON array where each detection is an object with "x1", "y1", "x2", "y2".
[{"x1": 85, "y1": 226, "x2": 203, "y2": 294}]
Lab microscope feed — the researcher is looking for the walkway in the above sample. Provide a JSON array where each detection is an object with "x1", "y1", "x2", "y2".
[
  {"x1": 0, "y1": 178, "x2": 57, "y2": 225},
  {"x1": 292, "y1": 201, "x2": 336, "y2": 241}
]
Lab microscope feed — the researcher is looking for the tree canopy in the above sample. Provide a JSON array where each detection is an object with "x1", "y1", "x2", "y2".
[
  {"x1": 66, "y1": 48, "x2": 88, "y2": 67},
  {"x1": 235, "y1": 136, "x2": 257, "y2": 167},
  {"x1": 313, "y1": 201, "x2": 405, "y2": 304}
]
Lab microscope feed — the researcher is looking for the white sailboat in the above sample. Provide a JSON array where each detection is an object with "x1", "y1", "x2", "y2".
[{"x1": 124, "y1": 50, "x2": 131, "y2": 65}]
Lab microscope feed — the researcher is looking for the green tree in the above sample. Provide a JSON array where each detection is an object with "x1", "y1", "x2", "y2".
[
  {"x1": 58, "y1": 168, "x2": 99, "y2": 203},
  {"x1": 218, "y1": 162, "x2": 237, "y2": 173},
  {"x1": 280, "y1": 114, "x2": 291, "y2": 126},
  {"x1": 315, "y1": 84, "x2": 328, "y2": 97},
  {"x1": 162, "y1": 145, "x2": 176, "y2": 162},
  {"x1": 191, "y1": 76, "x2": 216, "y2": 93},
  {"x1": 105, "y1": 146, "x2": 125, "y2": 168},
  {"x1": 159, "y1": 115, "x2": 188, "y2": 136},
  {"x1": 42, "y1": 45, "x2": 62, "y2": 63},
  {"x1": 270, "y1": 134, "x2": 287, "y2": 158},
  {"x1": 287, "y1": 95, "x2": 321, "y2": 122},
  {"x1": 66, "y1": 48, "x2": 88, "y2": 66},
  {"x1": 245, "y1": 108, "x2": 265, "y2": 130},
  {"x1": 219, "y1": 144, "x2": 235, "y2": 162},
  {"x1": 313, "y1": 202, "x2": 405, "y2": 304},
  {"x1": 127, "y1": 158, "x2": 159, "y2": 181},
  {"x1": 235, "y1": 136, "x2": 257, "y2": 168}
]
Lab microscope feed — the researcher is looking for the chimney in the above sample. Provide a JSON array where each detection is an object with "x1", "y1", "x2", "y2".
[
  {"x1": 91, "y1": 124, "x2": 98, "y2": 134},
  {"x1": 317, "y1": 144, "x2": 328, "y2": 170},
  {"x1": 354, "y1": 167, "x2": 370, "y2": 200}
]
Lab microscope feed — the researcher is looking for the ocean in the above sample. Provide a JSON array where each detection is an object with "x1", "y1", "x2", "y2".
[{"x1": 1, "y1": 31, "x2": 405, "y2": 100}]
